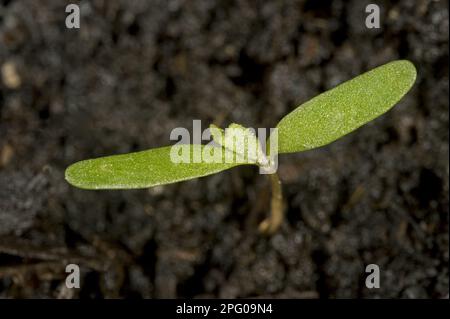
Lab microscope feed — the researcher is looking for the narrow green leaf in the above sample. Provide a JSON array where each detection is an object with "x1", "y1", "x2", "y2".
[
  {"x1": 276, "y1": 60, "x2": 417, "y2": 154},
  {"x1": 65, "y1": 145, "x2": 247, "y2": 190}
]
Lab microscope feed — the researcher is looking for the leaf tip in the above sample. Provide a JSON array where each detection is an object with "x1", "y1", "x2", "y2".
[
  {"x1": 65, "y1": 160, "x2": 91, "y2": 190},
  {"x1": 64, "y1": 163, "x2": 77, "y2": 186},
  {"x1": 392, "y1": 59, "x2": 417, "y2": 86}
]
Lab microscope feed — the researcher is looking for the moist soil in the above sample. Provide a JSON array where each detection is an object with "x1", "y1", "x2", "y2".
[{"x1": 0, "y1": 0, "x2": 448, "y2": 298}]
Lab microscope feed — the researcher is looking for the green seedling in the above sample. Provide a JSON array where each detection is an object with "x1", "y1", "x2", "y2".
[{"x1": 66, "y1": 60, "x2": 417, "y2": 234}]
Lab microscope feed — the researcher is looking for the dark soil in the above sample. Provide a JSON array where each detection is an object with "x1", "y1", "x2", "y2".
[{"x1": 0, "y1": 0, "x2": 448, "y2": 298}]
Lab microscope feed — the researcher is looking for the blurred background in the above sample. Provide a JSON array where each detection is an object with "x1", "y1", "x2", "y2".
[{"x1": 0, "y1": 0, "x2": 448, "y2": 298}]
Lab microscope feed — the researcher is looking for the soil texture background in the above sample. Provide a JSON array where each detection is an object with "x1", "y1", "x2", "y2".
[{"x1": 0, "y1": 0, "x2": 448, "y2": 298}]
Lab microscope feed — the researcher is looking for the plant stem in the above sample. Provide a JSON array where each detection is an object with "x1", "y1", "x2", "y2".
[{"x1": 258, "y1": 172, "x2": 284, "y2": 234}]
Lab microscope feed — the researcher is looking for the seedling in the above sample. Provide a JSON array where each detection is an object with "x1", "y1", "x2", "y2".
[{"x1": 65, "y1": 60, "x2": 416, "y2": 234}]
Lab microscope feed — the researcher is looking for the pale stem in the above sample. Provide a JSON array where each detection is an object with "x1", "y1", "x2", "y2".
[{"x1": 258, "y1": 172, "x2": 284, "y2": 234}]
